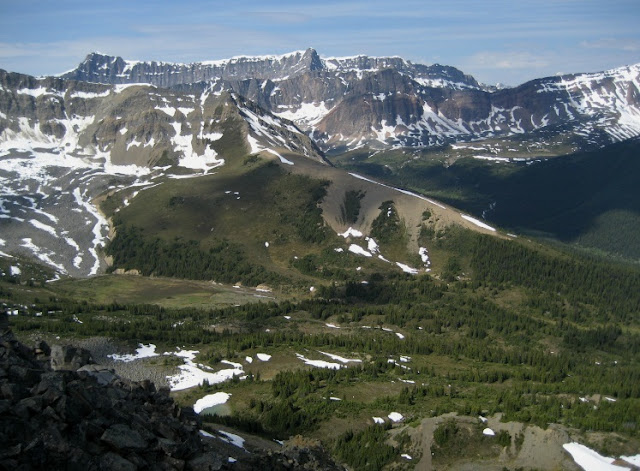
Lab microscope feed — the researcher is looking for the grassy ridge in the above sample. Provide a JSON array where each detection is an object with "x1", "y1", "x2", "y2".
[{"x1": 105, "y1": 159, "x2": 392, "y2": 286}]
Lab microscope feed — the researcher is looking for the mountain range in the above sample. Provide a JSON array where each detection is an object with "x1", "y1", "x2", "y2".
[
  {"x1": 3, "y1": 49, "x2": 640, "y2": 471},
  {"x1": 60, "y1": 48, "x2": 640, "y2": 152},
  {"x1": 1, "y1": 48, "x2": 640, "y2": 276}
]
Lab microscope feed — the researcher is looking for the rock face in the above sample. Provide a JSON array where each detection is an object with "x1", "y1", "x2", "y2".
[
  {"x1": 56, "y1": 48, "x2": 640, "y2": 151},
  {"x1": 61, "y1": 48, "x2": 479, "y2": 90},
  {"x1": 50, "y1": 344, "x2": 94, "y2": 371},
  {"x1": 0, "y1": 315, "x2": 345, "y2": 470},
  {"x1": 0, "y1": 318, "x2": 224, "y2": 469}
]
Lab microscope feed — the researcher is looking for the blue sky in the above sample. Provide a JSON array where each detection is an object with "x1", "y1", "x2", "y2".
[{"x1": 1, "y1": 0, "x2": 639, "y2": 86}]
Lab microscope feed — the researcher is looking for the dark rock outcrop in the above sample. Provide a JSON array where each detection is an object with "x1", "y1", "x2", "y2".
[
  {"x1": 0, "y1": 314, "x2": 345, "y2": 470},
  {"x1": 0, "y1": 315, "x2": 225, "y2": 470}
]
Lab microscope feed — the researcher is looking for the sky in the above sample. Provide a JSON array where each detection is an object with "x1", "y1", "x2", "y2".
[{"x1": 0, "y1": 0, "x2": 639, "y2": 86}]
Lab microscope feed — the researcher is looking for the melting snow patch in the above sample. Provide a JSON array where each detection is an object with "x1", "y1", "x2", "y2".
[
  {"x1": 245, "y1": 356, "x2": 253, "y2": 363},
  {"x1": 395, "y1": 332, "x2": 405, "y2": 340},
  {"x1": 108, "y1": 344, "x2": 159, "y2": 362},
  {"x1": 247, "y1": 134, "x2": 263, "y2": 154},
  {"x1": 483, "y1": 428, "x2": 495, "y2": 436},
  {"x1": 218, "y1": 430, "x2": 246, "y2": 450},
  {"x1": 256, "y1": 353, "x2": 271, "y2": 361},
  {"x1": 563, "y1": 442, "x2": 630, "y2": 471},
  {"x1": 10, "y1": 266, "x2": 21, "y2": 276},
  {"x1": 325, "y1": 323, "x2": 340, "y2": 329},
  {"x1": 166, "y1": 350, "x2": 245, "y2": 391},
  {"x1": 388, "y1": 412, "x2": 404, "y2": 422},
  {"x1": 349, "y1": 173, "x2": 445, "y2": 209},
  {"x1": 419, "y1": 247, "x2": 431, "y2": 268},
  {"x1": 401, "y1": 454, "x2": 412, "y2": 460},
  {"x1": 265, "y1": 148, "x2": 294, "y2": 165},
  {"x1": 605, "y1": 397, "x2": 617, "y2": 402},
  {"x1": 296, "y1": 353, "x2": 342, "y2": 370},
  {"x1": 338, "y1": 227, "x2": 363, "y2": 238},
  {"x1": 193, "y1": 392, "x2": 231, "y2": 414},
  {"x1": 479, "y1": 416, "x2": 488, "y2": 423},
  {"x1": 396, "y1": 262, "x2": 418, "y2": 275},
  {"x1": 319, "y1": 351, "x2": 362, "y2": 363},
  {"x1": 334, "y1": 248, "x2": 344, "y2": 253},
  {"x1": 373, "y1": 417, "x2": 385, "y2": 424},
  {"x1": 349, "y1": 244, "x2": 372, "y2": 257},
  {"x1": 461, "y1": 214, "x2": 496, "y2": 232}
]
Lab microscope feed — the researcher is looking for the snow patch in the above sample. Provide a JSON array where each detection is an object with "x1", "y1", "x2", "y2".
[
  {"x1": 461, "y1": 214, "x2": 496, "y2": 232},
  {"x1": 348, "y1": 244, "x2": 372, "y2": 257},
  {"x1": 349, "y1": 173, "x2": 445, "y2": 209},
  {"x1": 319, "y1": 351, "x2": 362, "y2": 364},
  {"x1": 218, "y1": 430, "x2": 246, "y2": 449},
  {"x1": 296, "y1": 353, "x2": 342, "y2": 370},
  {"x1": 166, "y1": 349, "x2": 245, "y2": 391},
  {"x1": 388, "y1": 412, "x2": 404, "y2": 422},
  {"x1": 108, "y1": 344, "x2": 159, "y2": 362},
  {"x1": 264, "y1": 148, "x2": 294, "y2": 165},
  {"x1": 193, "y1": 392, "x2": 231, "y2": 414},
  {"x1": 396, "y1": 262, "x2": 418, "y2": 275},
  {"x1": 563, "y1": 442, "x2": 631, "y2": 471},
  {"x1": 338, "y1": 227, "x2": 363, "y2": 238}
]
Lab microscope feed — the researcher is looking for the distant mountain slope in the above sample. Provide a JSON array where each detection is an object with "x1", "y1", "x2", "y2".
[
  {"x1": 60, "y1": 49, "x2": 640, "y2": 152},
  {"x1": 335, "y1": 139, "x2": 640, "y2": 261},
  {"x1": 0, "y1": 69, "x2": 325, "y2": 277},
  {"x1": 2, "y1": 49, "x2": 640, "y2": 275},
  {"x1": 61, "y1": 48, "x2": 481, "y2": 90}
]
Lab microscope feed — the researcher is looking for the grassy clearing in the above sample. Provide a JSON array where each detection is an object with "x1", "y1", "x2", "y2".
[{"x1": 51, "y1": 275, "x2": 279, "y2": 308}]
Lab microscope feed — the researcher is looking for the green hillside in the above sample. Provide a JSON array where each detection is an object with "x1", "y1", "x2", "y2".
[
  {"x1": 331, "y1": 139, "x2": 640, "y2": 261},
  {"x1": 4, "y1": 141, "x2": 640, "y2": 470}
]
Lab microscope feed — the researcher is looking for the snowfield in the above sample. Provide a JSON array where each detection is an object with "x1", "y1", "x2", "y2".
[{"x1": 563, "y1": 442, "x2": 632, "y2": 471}]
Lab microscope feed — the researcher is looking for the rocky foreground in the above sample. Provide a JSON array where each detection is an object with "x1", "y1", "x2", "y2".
[{"x1": 0, "y1": 314, "x2": 343, "y2": 470}]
